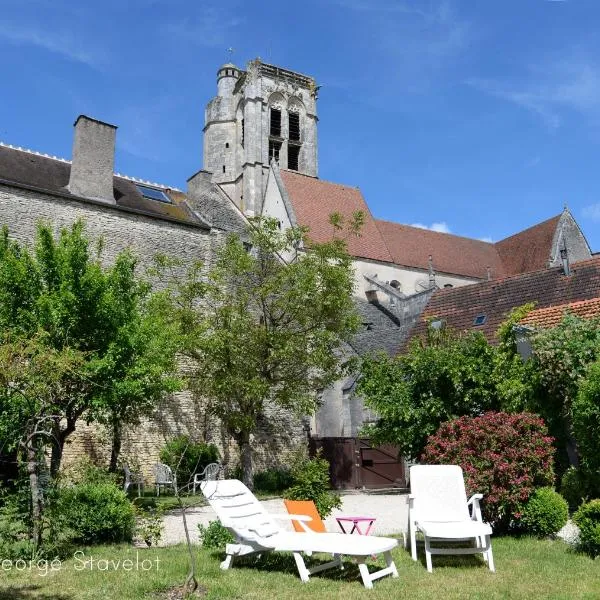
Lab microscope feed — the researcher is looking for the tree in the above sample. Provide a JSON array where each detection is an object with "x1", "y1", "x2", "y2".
[
  {"x1": 573, "y1": 359, "x2": 600, "y2": 475},
  {"x1": 358, "y1": 326, "x2": 501, "y2": 460},
  {"x1": 0, "y1": 220, "x2": 179, "y2": 474},
  {"x1": 529, "y1": 313, "x2": 600, "y2": 472},
  {"x1": 0, "y1": 334, "x2": 84, "y2": 549},
  {"x1": 160, "y1": 216, "x2": 359, "y2": 487}
]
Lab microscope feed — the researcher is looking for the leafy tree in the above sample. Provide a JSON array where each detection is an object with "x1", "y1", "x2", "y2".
[
  {"x1": 0, "y1": 334, "x2": 84, "y2": 548},
  {"x1": 573, "y1": 359, "x2": 600, "y2": 475},
  {"x1": 159, "y1": 216, "x2": 359, "y2": 487},
  {"x1": 529, "y1": 313, "x2": 600, "y2": 473},
  {"x1": 0, "y1": 221, "x2": 179, "y2": 474},
  {"x1": 358, "y1": 326, "x2": 501, "y2": 460}
]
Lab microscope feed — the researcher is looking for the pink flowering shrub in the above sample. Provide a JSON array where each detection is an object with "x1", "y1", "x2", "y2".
[{"x1": 421, "y1": 412, "x2": 555, "y2": 532}]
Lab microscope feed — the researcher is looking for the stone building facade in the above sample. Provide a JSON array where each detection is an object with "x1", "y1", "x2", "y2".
[
  {"x1": 0, "y1": 113, "x2": 305, "y2": 483},
  {"x1": 203, "y1": 60, "x2": 318, "y2": 216},
  {"x1": 0, "y1": 58, "x2": 595, "y2": 488}
]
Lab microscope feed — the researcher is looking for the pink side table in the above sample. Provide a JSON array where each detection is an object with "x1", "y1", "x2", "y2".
[{"x1": 335, "y1": 515, "x2": 376, "y2": 536}]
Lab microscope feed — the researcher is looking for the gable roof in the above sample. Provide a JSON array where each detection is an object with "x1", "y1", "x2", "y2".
[
  {"x1": 408, "y1": 256, "x2": 600, "y2": 346},
  {"x1": 520, "y1": 297, "x2": 600, "y2": 329},
  {"x1": 276, "y1": 168, "x2": 571, "y2": 281},
  {"x1": 375, "y1": 219, "x2": 503, "y2": 279},
  {"x1": 0, "y1": 144, "x2": 209, "y2": 228},
  {"x1": 495, "y1": 214, "x2": 561, "y2": 276},
  {"x1": 278, "y1": 169, "x2": 394, "y2": 263}
]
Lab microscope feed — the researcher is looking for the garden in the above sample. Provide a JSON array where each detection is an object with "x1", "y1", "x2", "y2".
[{"x1": 1, "y1": 217, "x2": 600, "y2": 598}]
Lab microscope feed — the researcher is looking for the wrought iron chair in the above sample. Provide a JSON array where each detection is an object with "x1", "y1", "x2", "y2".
[
  {"x1": 154, "y1": 463, "x2": 176, "y2": 496},
  {"x1": 123, "y1": 464, "x2": 144, "y2": 497},
  {"x1": 192, "y1": 462, "x2": 221, "y2": 494}
]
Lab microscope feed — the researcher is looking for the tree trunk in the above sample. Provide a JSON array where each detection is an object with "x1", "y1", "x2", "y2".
[
  {"x1": 25, "y1": 436, "x2": 43, "y2": 551},
  {"x1": 109, "y1": 417, "x2": 122, "y2": 472},
  {"x1": 50, "y1": 416, "x2": 77, "y2": 477},
  {"x1": 237, "y1": 430, "x2": 253, "y2": 490}
]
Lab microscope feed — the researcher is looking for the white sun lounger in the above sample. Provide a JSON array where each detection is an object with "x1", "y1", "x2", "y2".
[
  {"x1": 409, "y1": 465, "x2": 495, "y2": 573},
  {"x1": 201, "y1": 479, "x2": 399, "y2": 589}
]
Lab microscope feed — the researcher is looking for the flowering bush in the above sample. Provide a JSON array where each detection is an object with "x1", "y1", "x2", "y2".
[{"x1": 421, "y1": 412, "x2": 555, "y2": 532}]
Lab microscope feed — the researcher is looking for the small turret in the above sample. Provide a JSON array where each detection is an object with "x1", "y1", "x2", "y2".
[{"x1": 217, "y1": 63, "x2": 241, "y2": 97}]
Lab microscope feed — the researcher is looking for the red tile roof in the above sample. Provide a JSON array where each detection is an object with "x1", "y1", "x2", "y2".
[
  {"x1": 279, "y1": 170, "x2": 394, "y2": 263},
  {"x1": 279, "y1": 169, "x2": 565, "y2": 281},
  {"x1": 376, "y1": 219, "x2": 504, "y2": 279},
  {"x1": 520, "y1": 297, "x2": 600, "y2": 329},
  {"x1": 495, "y1": 215, "x2": 560, "y2": 276},
  {"x1": 408, "y1": 256, "x2": 600, "y2": 346}
]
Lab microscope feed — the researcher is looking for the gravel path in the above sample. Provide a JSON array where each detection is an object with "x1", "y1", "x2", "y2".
[{"x1": 160, "y1": 493, "x2": 409, "y2": 546}]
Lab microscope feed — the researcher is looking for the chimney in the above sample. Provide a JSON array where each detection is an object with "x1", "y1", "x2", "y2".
[{"x1": 68, "y1": 115, "x2": 117, "y2": 203}]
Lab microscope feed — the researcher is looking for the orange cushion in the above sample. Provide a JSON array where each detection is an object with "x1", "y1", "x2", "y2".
[{"x1": 283, "y1": 499, "x2": 327, "y2": 533}]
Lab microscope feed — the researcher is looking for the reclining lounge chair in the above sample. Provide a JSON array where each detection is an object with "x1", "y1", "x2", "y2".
[
  {"x1": 409, "y1": 465, "x2": 495, "y2": 573},
  {"x1": 201, "y1": 479, "x2": 399, "y2": 589}
]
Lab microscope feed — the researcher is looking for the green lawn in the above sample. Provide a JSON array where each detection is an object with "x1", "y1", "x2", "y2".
[{"x1": 1, "y1": 537, "x2": 598, "y2": 599}]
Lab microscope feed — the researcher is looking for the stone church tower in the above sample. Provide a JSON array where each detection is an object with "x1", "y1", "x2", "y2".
[{"x1": 203, "y1": 59, "x2": 319, "y2": 215}]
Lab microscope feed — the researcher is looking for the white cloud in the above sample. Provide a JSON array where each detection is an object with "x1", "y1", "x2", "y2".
[
  {"x1": 0, "y1": 21, "x2": 102, "y2": 68},
  {"x1": 478, "y1": 236, "x2": 494, "y2": 243},
  {"x1": 582, "y1": 203, "x2": 600, "y2": 222},
  {"x1": 411, "y1": 221, "x2": 451, "y2": 233},
  {"x1": 467, "y1": 54, "x2": 600, "y2": 130}
]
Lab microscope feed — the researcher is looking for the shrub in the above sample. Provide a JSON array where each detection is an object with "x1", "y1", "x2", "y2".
[
  {"x1": 253, "y1": 468, "x2": 293, "y2": 494},
  {"x1": 0, "y1": 500, "x2": 33, "y2": 559},
  {"x1": 520, "y1": 487, "x2": 568, "y2": 537},
  {"x1": 573, "y1": 499, "x2": 600, "y2": 558},
  {"x1": 573, "y1": 360, "x2": 600, "y2": 475},
  {"x1": 422, "y1": 412, "x2": 555, "y2": 532},
  {"x1": 52, "y1": 482, "x2": 135, "y2": 544},
  {"x1": 284, "y1": 449, "x2": 341, "y2": 518},
  {"x1": 560, "y1": 466, "x2": 600, "y2": 512},
  {"x1": 198, "y1": 520, "x2": 234, "y2": 549},
  {"x1": 159, "y1": 436, "x2": 219, "y2": 490},
  {"x1": 60, "y1": 458, "x2": 119, "y2": 486},
  {"x1": 134, "y1": 505, "x2": 164, "y2": 547}
]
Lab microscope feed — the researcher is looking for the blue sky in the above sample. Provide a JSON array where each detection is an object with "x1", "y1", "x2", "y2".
[{"x1": 1, "y1": 0, "x2": 599, "y2": 250}]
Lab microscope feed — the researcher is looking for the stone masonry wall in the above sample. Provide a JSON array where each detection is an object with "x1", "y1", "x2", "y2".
[{"x1": 0, "y1": 184, "x2": 307, "y2": 483}]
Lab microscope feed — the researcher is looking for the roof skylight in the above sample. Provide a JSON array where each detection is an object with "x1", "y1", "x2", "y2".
[{"x1": 136, "y1": 184, "x2": 171, "y2": 203}]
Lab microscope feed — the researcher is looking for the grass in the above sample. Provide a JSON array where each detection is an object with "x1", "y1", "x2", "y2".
[{"x1": 1, "y1": 536, "x2": 598, "y2": 599}]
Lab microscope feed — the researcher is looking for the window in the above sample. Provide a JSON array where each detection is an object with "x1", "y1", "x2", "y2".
[
  {"x1": 444, "y1": 283, "x2": 454, "y2": 288},
  {"x1": 241, "y1": 118, "x2": 245, "y2": 147},
  {"x1": 289, "y1": 112, "x2": 300, "y2": 141},
  {"x1": 270, "y1": 108, "x2": 281, "y2": 137},
  {"x1": 269, "y1": 140, "x2": 281, "y2": 162},
  {"x1": 225, "y1": 142, "x2": 229, "y2": 148},
  {"x1": 222, "y1": 165, "x2": 226, "y2": 173},
  {"x1": 135, "y1": 184, "x2": 170, "y2": 203},
  {"x1": 473, "y1": 314, "x2": 487, "y2": 326},
  {"x1": 389, "y1": 280, "x2": 401, "y2": 289},
  {"x1": 288, "y1": 145, "x2": 300, "y2": 171}
]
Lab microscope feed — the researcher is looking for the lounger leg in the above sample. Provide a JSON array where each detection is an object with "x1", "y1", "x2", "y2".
[
  {"x1": 485, "y1": 537, "x2": 495, "y2": 572},
  {"x1": 293, "y1": 552, "x2": 311, "y2": 583},
  {"x1": 424, "y1": 537, "x2": 433, "y2": 573},
  {"x1": 410, "y1": 522, "x2": 418, "y2": 561},
  {"x1": 357, "y1": 559, "x2": 374, "y2": 590},
  {"x1": 221, "y1": 553, "x2": 234, "y2": 570},
  {"x1": 385, "y1": 551, "x2": 399, "y2": 578}
]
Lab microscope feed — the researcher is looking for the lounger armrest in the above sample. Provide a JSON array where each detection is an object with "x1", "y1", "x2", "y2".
[{"x1": 467, "y1": 494, "x2": 484, "y2": 521}]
